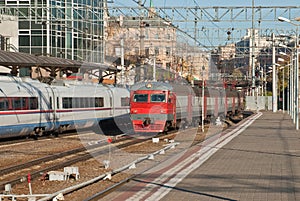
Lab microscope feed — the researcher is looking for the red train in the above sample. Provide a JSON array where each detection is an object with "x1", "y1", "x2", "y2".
[{"x1": 129, "y1": 80, "x2": 244, "y2": 133}]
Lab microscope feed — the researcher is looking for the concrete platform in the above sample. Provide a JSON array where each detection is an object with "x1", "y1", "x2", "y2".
[{"x1": 103, "y1": 111, "x2": 300, "y2": 201}]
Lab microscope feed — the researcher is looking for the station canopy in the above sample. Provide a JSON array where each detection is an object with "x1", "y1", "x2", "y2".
[{"x1": 0, "y1": 49, "x2": 117, "y2": 71}]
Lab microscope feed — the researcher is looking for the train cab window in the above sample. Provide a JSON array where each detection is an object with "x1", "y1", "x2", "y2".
[
  {"x1": 150, "y1": 94, "x2": 166, "y2": 103},
  {"x1": 133, "y1": 94, "x2": 148, "y2": 102}
]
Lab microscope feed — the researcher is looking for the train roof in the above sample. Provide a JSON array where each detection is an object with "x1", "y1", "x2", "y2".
[
  {"x1": 130, "y1": 81, "x2": 194, "y2": 95},
  {"x1": 130, "y1": 81, "x2": 173, "y2": 91}
]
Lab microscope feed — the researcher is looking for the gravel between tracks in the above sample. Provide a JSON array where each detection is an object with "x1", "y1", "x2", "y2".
[
  {"x1": 0, "y1": 134, "x2": 177, "y2": 201},
  {"x1": 1, "y1": 123, "x2": 229, "y2": 201}
]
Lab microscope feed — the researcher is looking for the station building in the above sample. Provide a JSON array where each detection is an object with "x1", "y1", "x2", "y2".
[{"x1": 0, "y1": 0, "x2": 106, "y2": 79}]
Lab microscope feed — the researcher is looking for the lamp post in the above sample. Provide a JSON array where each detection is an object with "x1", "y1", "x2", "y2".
[
  {"x1": 279, "y1": 52, "x2": 293, "y2": 115},
  {"x1": 278, "y1": 16, "x2": 300, "y2": 130},
  {"x1": 272, "y1": 33, "x2": 277, "y2": 112},
  {"x1": 201, "y1": 66, "x2": 205, "y2": 132},
  {"x1": 279, "y1": 45, "x2": 294, "y2": 118},
  {"x1": 278, "y1": 65, "x2": 285, "y2": 112}
]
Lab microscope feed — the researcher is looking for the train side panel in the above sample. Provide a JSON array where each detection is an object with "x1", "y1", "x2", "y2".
[
  {"x1": 0, "y1": 76, "x2": 56, "y2": 138},
  {"x1": 0, "y1": 76, "x2": 131, "y2": 138}
]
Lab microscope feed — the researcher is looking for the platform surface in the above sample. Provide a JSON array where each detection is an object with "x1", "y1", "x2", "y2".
[{"x1": 103, "y1": 111, "x2": 300, "y2": 201}]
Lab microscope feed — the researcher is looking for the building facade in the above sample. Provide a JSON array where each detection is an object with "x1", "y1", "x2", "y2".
[
  {"x1": 106, "y1": 14, "x2": 177, "y2": 83},
  {"x1": 0, "y1": 0, "x2": 105, "y2": 63}
]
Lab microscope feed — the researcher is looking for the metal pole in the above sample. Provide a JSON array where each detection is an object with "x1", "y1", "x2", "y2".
[
  {"x1": 290, "y1": 54, "x2": 293, "y2": 117},
  {"x1": 287, "y1": 67, "x2": 290, "y2": 114},
  {"x1": 272, "y1": 33, "x2": 277, "y2": 112},
  {"x1": 251, "y1": 0, "x2": 256, "y2": 96},
  {"x1": 153, "y1": 57, "x2": 156, "y2": 81},
  {"x1": 283, "y1": 67, "x2": 285, "y2": 113},
  {"x1": 291, "y1": 56, "x2": 295, "y2": 121},
  {"x1": 296, "y1": 36, "x2": 299, "y2": 130},
  {"x1": 201, "y1": 66, "x2": 205, "y2": 132},
  {"x1": 46, "y1": 0, "x2": 50, "y2": 56},
  {"x1": 121, "y1": 37, "x2": 124, "y2": 86}
]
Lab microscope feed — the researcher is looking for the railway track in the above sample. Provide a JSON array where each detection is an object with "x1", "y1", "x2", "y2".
[
  {"x1": 0, "y1": 112, "x2": 250, "y2": 200},
  {"x1": 0, "y1": 131, "x2": 172, "y2": 192},
  {"x1": 0, "y1": 132, "x2": 83, "y2": 151}
]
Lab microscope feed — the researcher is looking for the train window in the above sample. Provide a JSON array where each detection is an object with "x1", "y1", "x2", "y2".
[
  {"x1": 12, "y1": 98, "x2": 22, "y2": 110},
  {"x1": 121, "y1": 97, "x2": 130, "y2": 106},
  {"x1": 62, "y1": 97, "x2": 105, "y2": 108},
  {"x1": 79, "y1": 98, "x2": 86, "y2": 108},
  {"x1": 0, "y1": 97, "x2": 38, "y2": 111},
  {"x1": 133, "y1": 94, "x2": 148, "y2": 102},
  {"x1": 29, "y1": 97, "x2": 38, "y2": 109},
  {"x1": 74, "y1": 97, "x2": 80, "y2": 108},
  {"x1": 62, "y1": 97, "x2": 72, "y2": 108},
  {"x1": 88, "y1": 98, "x2": 93, "y2": 108},
  {"x1": 150, "y1": 94, "x2": 166, "y2": 102},
  {"x1": 95, "y1": 97, "x2": 104, "y2": 107},
  {"x1": 0, "y1": 98, "x2": 8, "y2": 111}
]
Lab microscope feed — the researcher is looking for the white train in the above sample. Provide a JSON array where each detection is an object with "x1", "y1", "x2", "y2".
[{"x1": 0, "y1": 75, "x2": 130, "y2": 139}]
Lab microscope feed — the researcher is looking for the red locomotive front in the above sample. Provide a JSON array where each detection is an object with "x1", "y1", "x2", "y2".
[{"x1": 130, "y1": 82, "x2": 176, "y2": 133}]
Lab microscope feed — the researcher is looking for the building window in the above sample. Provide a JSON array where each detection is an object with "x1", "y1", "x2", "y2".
[
  {"x1": 145, "y1": 47, "x2": 150, "y2": 57},
  {"x1": 166, "y1": 33, "x2": 171, "y2": 40},
  {"x1": 155, "y1": 47, "x2": 159, "y2": 56},
  {"x1": 166, "y1": 47, "x2": 171, "y2": 56}
]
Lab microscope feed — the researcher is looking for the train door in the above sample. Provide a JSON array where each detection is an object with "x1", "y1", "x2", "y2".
[
  {"x1": 187, "y1": 94, "x2": 193, "y2": 123},
  {"x1": 45, "y1": 87, "x2": 59, "y2": 126},
  {"x1": 106, "y1": 86, "x2": 114, "y2": 117},
  {"x1": 51, "y1": 87, "x2": 60, "y2": 121},
  {"x1": 169, "y1": 92, "x2": 176, "y2": 127}
]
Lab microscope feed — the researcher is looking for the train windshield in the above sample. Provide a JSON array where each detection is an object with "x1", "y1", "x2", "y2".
[
  {"x1": 133, "y1": 94, "x2": 148, "y2": 102},
  {"x1": 150, "y1": 94, "x2": 166, "y2": 103}
]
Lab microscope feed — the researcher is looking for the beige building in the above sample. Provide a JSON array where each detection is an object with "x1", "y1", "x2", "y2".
[
  {"x1": 105, "y1": 13, "x2": 176, "y2": 83},
  {"x1": 106, "y1": 14, "x2": 212, "y2": 84}
]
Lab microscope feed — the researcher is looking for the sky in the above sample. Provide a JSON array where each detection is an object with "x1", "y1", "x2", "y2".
[{"x1": 113, "y1": 0, "x2": 300, "y2": 7}]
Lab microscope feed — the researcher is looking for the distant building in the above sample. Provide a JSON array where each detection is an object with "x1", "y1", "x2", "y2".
[
  {"x1": 106, "y1": 14, "x2": 177, "y2": 83},
  {"x1": 236, "y1": 29, "x2": 271, "y2": 77}
]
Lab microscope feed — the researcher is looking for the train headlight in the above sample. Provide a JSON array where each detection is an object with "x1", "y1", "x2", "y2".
[
  {"x1": 146, "y1": 83, "x2": 152, "y2": 88},
  {"x1": 160, "y1": 109, "x2": 167, "y2": 113},
  {"x1": 131, "y1": 109, "x2": 138, "y2": 114}
]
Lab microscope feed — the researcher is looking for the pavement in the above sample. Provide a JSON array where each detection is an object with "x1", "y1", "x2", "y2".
[{"x1": 102, "y1": 111, "x2": 300, "y2": 201}]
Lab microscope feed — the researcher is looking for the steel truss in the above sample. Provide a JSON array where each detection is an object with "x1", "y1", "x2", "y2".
[{"x1": 108, "y1": 6, "x2": 300, "y2": 48}]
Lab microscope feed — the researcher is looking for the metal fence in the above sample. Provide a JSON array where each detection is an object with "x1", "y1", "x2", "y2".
[{"x1": 246, "y1": 96, "x2": 272, "y2": 111}]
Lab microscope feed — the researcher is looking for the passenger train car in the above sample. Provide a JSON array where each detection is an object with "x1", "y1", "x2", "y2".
[
  {"x1": 129, "y1": 80, "x2": 244, "y2": 133},
  {"x1": 0, "y1": 75, "x2": 130, "y2": 139}
]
